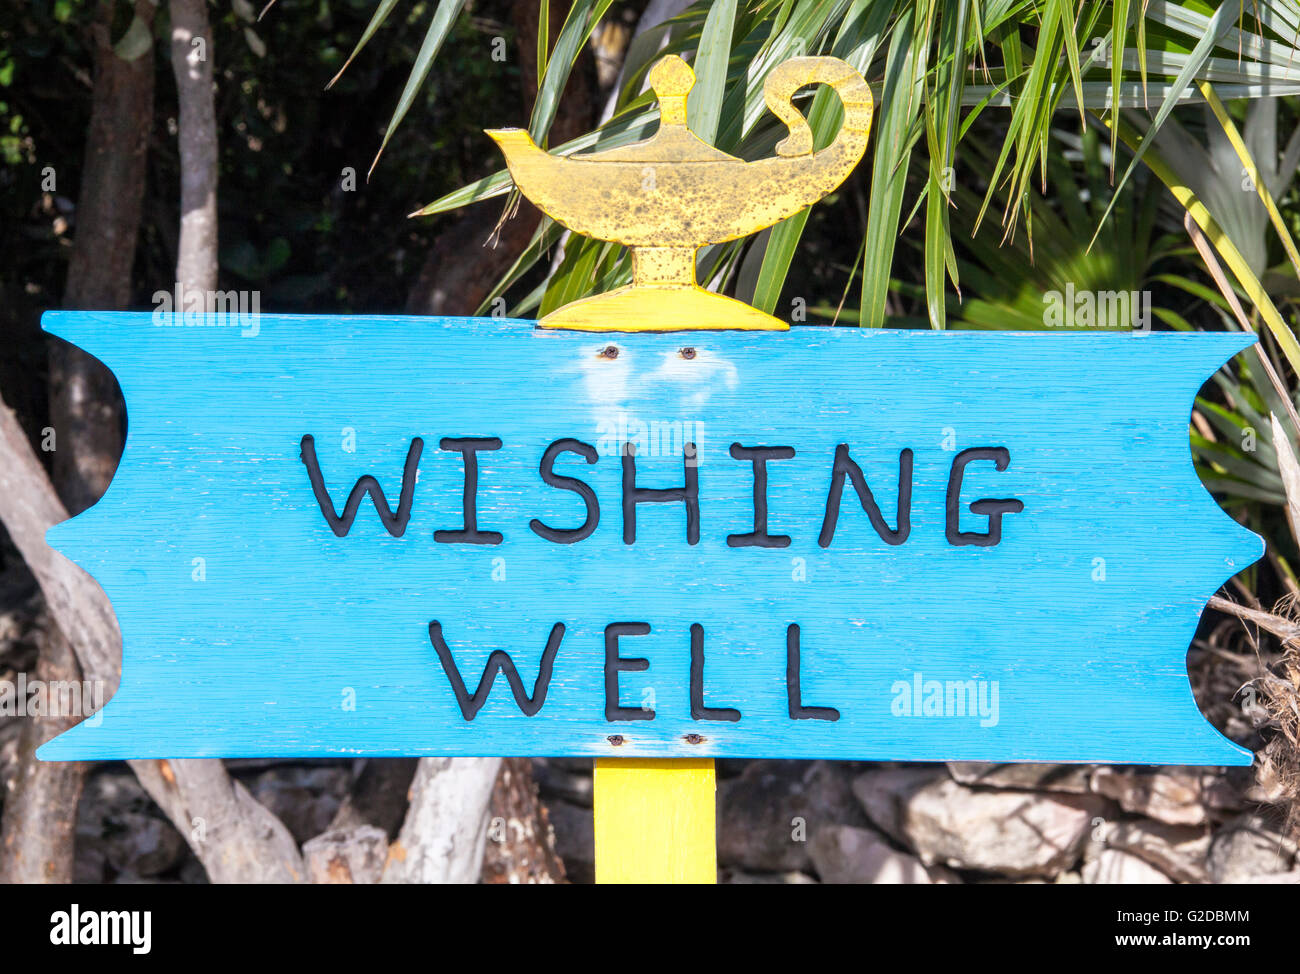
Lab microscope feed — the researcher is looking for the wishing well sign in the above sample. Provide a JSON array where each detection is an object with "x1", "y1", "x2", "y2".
[
  {"x1": 39, "y1": 56, "x2": 1259, "y2": 768},
  {"x1": 37, "y1": 316, "x2": 1258, "y2": 765}
]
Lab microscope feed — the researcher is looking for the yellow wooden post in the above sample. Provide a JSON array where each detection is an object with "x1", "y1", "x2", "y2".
[
  {"x1": 487, "y1": 53, "x2": 872, "y2": 883},
  {"x1": 593, "y1": 759, "x2": 717, "y2": 883}
]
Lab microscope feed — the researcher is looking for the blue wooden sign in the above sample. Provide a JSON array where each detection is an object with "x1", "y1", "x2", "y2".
[{"x1": 37, "y1": 312, "x2": 1260, "y2": 765}]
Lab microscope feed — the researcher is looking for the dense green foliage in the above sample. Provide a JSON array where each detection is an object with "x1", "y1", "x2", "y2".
[{"x1": 2, "y1": 0, "x2": 526, "y2": 324}]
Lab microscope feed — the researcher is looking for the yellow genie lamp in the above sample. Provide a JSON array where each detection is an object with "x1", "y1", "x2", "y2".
[{"x1": 486, "y1": 54, "x2": 873, "y2": 332}]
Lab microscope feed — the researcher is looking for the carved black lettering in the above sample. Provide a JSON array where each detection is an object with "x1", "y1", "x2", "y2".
[
  {"x1": 605, "y1": 622, "x2": 654, "y2": 721},
  {"x1": 434, "y1": 436, "x2": 504, "y2": 545},
  {"x1": 621, "y1": 443, "x2": 700, "y2": 545},
  {"x1": 786, "y1": 624, "x2": 839, "y2": 721},
  {"x1": 429, "y1": 621, "x2": 563, "y2": 719},
  {"x1": 727, "y1": 444, "x2": 795, "y2": 548},
  {"x1": 819, "y1": 445, "x2": 912, "y2": 548},
  {"x1": 945, "y1": 447, "x2": 1024, "y2": 547},
  {"x1": 690, "y1": 624, "x2": 741, "y2": 721},
  {"x1": 530, "y1": 438, "x2": 600, "y2": 543},
  {"x1": 300, "y1": 433, "x2": 423, "y2": 538}
]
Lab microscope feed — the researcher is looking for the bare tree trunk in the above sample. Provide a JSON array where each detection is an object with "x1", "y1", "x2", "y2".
[
  {"x1": 381, "y1": 758, "x2": 501, "y2": 884},
  {"x1": 170, "y1": 0, "x2": 218, "y2": 299},
  {"x1": 0, "y1": 628, "x2": 87, "y2": 883},
  {"x1": 156, "y1": 0, "x2": 304, "y2": 883},
  {"x1": 141, "y1": 0, "x2": 299, "y2": 884},
  {"x1": 131, "y1": 760, "x2": 304, "y2": 883},
  {"x1": 0, "y1": 398, "x2": 116, "y2": 884},
  {"x1": 0, "y1": 0, "x2": 156, "y2": 884},
  {"x1": 481, "y1": 757, "x2": 566, "y2": 883},
  {"x1": 0, "y1": 409, "x2": 121, "y2": 695},
  {"x1": 54, "y1": 0, "x2": 155, "y2": 511}
]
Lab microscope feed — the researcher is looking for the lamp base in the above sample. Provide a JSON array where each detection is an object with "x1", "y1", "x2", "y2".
[{"x1": 538, "y1": 283, "x2": 788, "y2": 332}]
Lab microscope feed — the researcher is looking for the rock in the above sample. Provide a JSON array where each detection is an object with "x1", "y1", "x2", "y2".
[
  {"x1": 1102, "y1": 820, "x2": 1210, "y2": 883},
  {"x1": 947, "y1": 763, "x2": 1093, "y2": 793},
  {"x1": 1089, "y1": 767, "x2": 1238, "y2": 826},
  {"x1": 0, "y1": 596, "x2": 43, "y2": 801},
  {"x1": 1083, "y1": 849, "x2": 1174, "y2": 884},
  {"x1": 547, "y1": 800, "x2": 594, "y2": 884},
  {"x1": 1232, "y1": 870, "x2": 1300, "y2": 883},
  {"x1": 303, "y1": 825, "x2": 388, "y2": 883},
  {"x1": 74, "y1": 843, "x2": 110, "y2": 884},
  {"x1": 76, "y1": 771, "x2": 190, "y2": 880},
  {"x1": 545, "y1": 757, "x2": 596, "y2": 774},
  {"x1": 1208, "y1": 813, "x2": 1296, "y2": 883},
  {"x1": 104, "y1": 813, "x2": 188, "y2": 877},
  {"x1": 850, "y1": 767, "x2": 947, "y2": 845},
  {"x1": 715, "y1": 759, "x2": 751, "y2": 779},
  {"x1": 0, "y1": 593, "x2": 41, "y2": 668},
  {"x1": 110, "y1": 871, "x2": 180, "y2": 884},
  {"x1": 855, "y1": 771, "x2": 1108, "y2": 877},
  {"x1": 809, "y1": 826, "x2": 936, "y2": 884},
  {"x1": 532, "y1": 757, "x2": 592, "y2": 807},
  {"x1": 718, "y1": 760, "x2": 868, "y2": 872},
  {"x1": 719, "y1": 867, "x2": 817, "y2": 884},
  {"x1": 0, "y1": 604, "x2": 27, "y2": 649},
  {"x1": 245, "y1": 764, "x2": 351, "y2": 844}
]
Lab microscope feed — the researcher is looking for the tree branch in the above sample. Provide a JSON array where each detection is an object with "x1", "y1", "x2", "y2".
[
  {"x1": 381, "y1": 757, "x2": 500, "y2": 883},
  {"x1": 169, "y1": 0, "x2": 218, "y2": 298}
]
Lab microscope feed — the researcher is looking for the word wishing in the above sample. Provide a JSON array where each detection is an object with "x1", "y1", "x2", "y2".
[{"x1": 299, "y1": 435, "x2": 1025, "y2": 549}]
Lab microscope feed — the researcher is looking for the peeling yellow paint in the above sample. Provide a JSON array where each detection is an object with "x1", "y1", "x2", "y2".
[{"x1": 487, "y1": 54, "x2": 872, "y2": 332}]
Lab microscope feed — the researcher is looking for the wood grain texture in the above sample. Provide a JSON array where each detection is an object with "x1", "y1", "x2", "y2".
[
  {"x1": 37, "y1": 313, "x2": 1260, "y2": 765},
  {"x1": 0, "y1": 392, "x2": 309, "y2": 881},
  {"x1": 594, "y1": 758, "x2": 715, "y2": 883}
]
